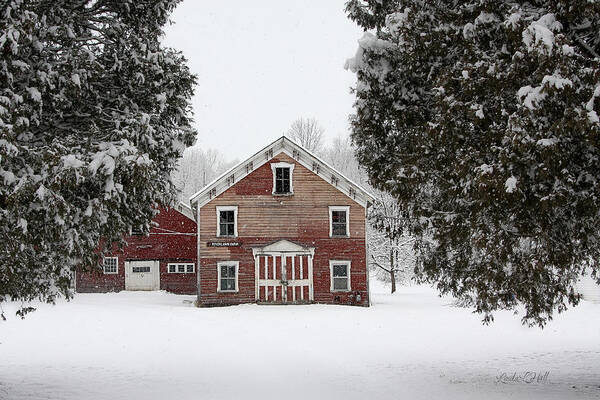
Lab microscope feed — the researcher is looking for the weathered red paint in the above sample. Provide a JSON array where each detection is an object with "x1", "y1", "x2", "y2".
[
  {"x1": 198, "y1": 152, "x2": 370, "y2": 307},
  {"x1": 76, "y1": 207, "x2": 197, "y2": 294}
]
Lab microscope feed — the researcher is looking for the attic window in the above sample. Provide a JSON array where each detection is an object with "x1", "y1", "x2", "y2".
[
  {"x1": 271, "y1": 162, "x2": 294, "y2": 195},
  {"x1": 275, "y1": 168, "x2": 290, "y2": 193}
]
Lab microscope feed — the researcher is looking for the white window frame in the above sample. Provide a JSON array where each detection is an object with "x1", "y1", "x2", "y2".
[
  {"x1": 217, "y1": 261, "x2": 239, "y2": 293},
  {"x1": 271, "y1": 162, "x2": 295, "y2": 195},
  {"x1": 167, "y1": 263, "x2": 195, "y2": 274},
  {"x1": 329, "y1": 260, "x2": 351, "y2": 292},
  {"x1": 103, "y1": 257, "x2": 118, "y2": 274},
  {"x1": 329, "y1": 206, "x2": 350, "y2": 237},
  {"x1": 216, "y1": 206, "x2": 238, "y2": 237}
]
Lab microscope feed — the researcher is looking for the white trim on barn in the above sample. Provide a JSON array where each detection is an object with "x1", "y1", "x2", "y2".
[
  {"x1": 189, "y1": 136, "x2": 375, "y2": 213},
  {"x1": 216, "y1": 206, "x2": 238, "y2": 237},
  {"x1": 167, "y1": 263, "x2": 195, "y2": 274},
  {"x1": 270, "y1": 161, "x2": 295, "y2": 195},
  {"x1": 103, "y1": 256, "x2": 118, "y2": 274},
  {"x1": 217, "y1": 261, "x2": 240, "y2": 293},
  {"x1": 175, "y1": 201, "x2": 195, "y2": 221},
  {"x1": 328, "y1": 206, "x2": 350, "y2": 237},
  {"x1": 329, "y1": 260, "x2": 351, "y2": 292},
  {"x1": 252, "y1": 240, "x2": 315, "y2": 303},
  {"x1": 196, "y1": 201, "x2": 202, "y2": 302}
]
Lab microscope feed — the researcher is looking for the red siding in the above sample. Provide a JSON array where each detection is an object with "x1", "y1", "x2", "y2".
[{"x1": 76, "y1": 207, "x2": 197, "y2": 294}]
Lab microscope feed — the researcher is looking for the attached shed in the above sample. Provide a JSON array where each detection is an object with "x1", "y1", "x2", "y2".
[{"x1": 76, "y1": 204, "x2": 197, "y2": 294}]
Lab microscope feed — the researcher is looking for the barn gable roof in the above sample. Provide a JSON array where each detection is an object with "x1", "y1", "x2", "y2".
[
  {"x1": 174, "y1": 201, "x2": 195, "y2": 221},
  {"x1": 188, "y1": 136, "x2": 375, "y2": 213}
]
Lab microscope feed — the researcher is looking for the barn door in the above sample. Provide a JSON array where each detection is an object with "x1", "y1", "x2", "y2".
[
  {"x1": 255, "y1": 254, "x2": 313, "y2": 303},
  {"x1": 125, "y1": 260, "x2": 160, "y2": 291}
]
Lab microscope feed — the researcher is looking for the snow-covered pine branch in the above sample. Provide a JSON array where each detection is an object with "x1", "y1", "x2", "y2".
[
  {"x1": 0, "y1": 0, "x2": 196, "y2": 317},
  {"x1": 345, "y1": 0, "x2": 600, "y2": 326}
]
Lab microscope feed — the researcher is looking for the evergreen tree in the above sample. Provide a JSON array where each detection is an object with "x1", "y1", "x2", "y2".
[
  {"x1": 0, "y1": 0, "x2": 196, "y2": 317},
  {"x1": 345, "y1": 0, "x2": 600, "y2": 326}
]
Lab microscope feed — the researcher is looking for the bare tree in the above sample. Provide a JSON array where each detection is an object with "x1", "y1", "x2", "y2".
[
  {"x1": 368, "y1": 191, "x2": 416, "y2": 293},
  {"x1": 321, "y1": 134, "x2": 415, "y2": 292},
  {"x1": 322, "y1": 134, "x2": 369, "y2": 186},
  {"x1": 172, "y1": 147, "x2": 238, "y2": 203},
  {"x1": 285, "y1": 117, "x2": 325, "y2": 153}
]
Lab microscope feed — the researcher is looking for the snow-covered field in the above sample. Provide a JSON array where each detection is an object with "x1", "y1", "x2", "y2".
[{"x1": 1, "y1": 280, "x2": 599, "y2": 400}]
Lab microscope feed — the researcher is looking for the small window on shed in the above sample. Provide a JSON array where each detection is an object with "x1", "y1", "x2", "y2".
[
  {"x1": 103, "y1": 257, "x2": 118, "y2": 274},
  {"x1": 168, "y1": 263, "x2": 195, "y2": 273}
]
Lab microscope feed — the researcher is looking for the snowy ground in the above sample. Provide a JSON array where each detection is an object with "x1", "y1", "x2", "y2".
[{"x1": 1, "y1": 280, "x2": 599, "y2": 400}]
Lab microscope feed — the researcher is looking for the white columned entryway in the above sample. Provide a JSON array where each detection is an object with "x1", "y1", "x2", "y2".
[{"x1": 252, "y1": 240, "x2": 315, "y2": 303}]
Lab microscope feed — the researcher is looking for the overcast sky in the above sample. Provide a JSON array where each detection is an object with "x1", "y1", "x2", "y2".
[{"x1": 162, "y1": 0, "x2": 363, "y2": 161}]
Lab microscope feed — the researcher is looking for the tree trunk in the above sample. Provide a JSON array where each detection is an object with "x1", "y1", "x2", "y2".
[{"x1": 390, "y1": 247, "x2": 396, "y2": 294}]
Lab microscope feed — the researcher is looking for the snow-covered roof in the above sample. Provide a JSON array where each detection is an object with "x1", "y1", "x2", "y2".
[
  {"x1": 174, "y1": 201, "x2": 194, "y2": 221},
  {"x1": 188, "y1": 136, "x2": 375, "y2": 212}
]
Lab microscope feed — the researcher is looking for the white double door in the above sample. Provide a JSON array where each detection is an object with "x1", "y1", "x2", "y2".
[
  {"x1": 255, "y1": 253, "x2": 313, "y2": 303},
  {"x1": 125, "y1": 260, "x2": 160, "y2": 291}
]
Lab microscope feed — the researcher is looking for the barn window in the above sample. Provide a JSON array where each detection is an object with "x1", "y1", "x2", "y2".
[
  {"x1": 329, "y1": 206, "x2": 350, "y2": 237},
  {"x1": 330, "y1": 260, "x2": 351, "y2": 292},
  {"x1": 103, "y1": 257, "x2": 118, "y2": 274},
  {"x1": 217, "y1": 261, "x2": 239, "y2": 292},
  {"x1": 216, "y1": 206, "x2": 238, "y2": 237},
  {"x1": 275, "y1": 167, "x2": 290, "y2": 193},
  {"x1": 168, "y1": 263, "x2": 195, "y2": 273},
  {"x1": 271, "y1": 162, "x2": 295, "y2": 195}
]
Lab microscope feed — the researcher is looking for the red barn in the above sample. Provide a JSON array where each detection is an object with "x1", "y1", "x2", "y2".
[
  {"x1": 76, "y1": 204, "x2": 197, "y2": 294},
  {"x1": 190, "y1": 136, "x2": 374, "y2": 306}
]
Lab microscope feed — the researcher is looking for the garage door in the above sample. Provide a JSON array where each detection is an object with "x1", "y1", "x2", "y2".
[{"x1": 125, "y1": 260, "x2": 160, "y2": 291}]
